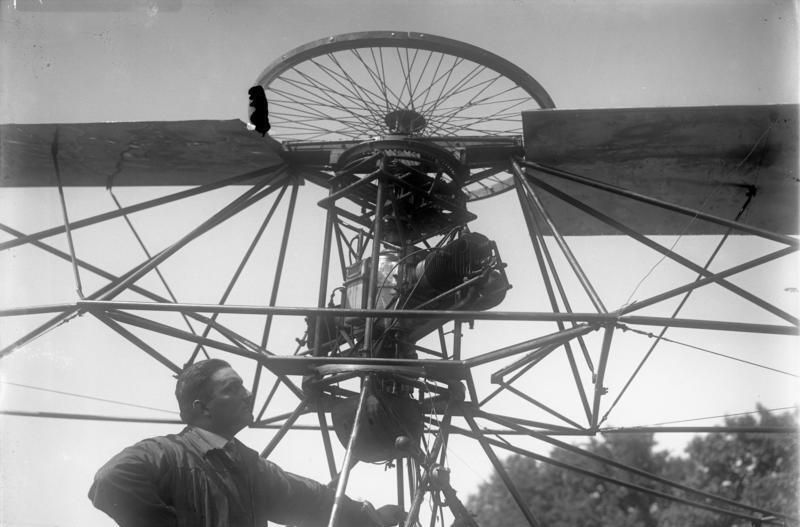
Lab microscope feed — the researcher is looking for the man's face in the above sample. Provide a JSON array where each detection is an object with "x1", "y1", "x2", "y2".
[{"x1": 201, "y1": 367, "x2": 254, "y2": 438}]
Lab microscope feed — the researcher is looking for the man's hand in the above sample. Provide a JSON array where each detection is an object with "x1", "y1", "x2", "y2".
[{"x1": 361, "y1": 502, "x2": 406, "y2": 527}]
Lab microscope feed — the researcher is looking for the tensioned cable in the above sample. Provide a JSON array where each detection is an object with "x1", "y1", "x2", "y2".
[
  {"x1": 606, "y1": 405, "x2": 798, "y2": 429},
  {"x1": 620, "y1": 122, "x2": 774, "y2": 309},
  {"x1": 619, "y1": 324, "x2": 798, "y2": 378},
  {"x1": 0, "y1": 380, "x2": 177, "y2": 414}
]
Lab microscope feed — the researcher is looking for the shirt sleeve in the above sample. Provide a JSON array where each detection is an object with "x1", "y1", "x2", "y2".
[
  {"x1": 255, "y1": 459, "x2": 373, "y2": 527},
  {"x1": 88, "y1": 440, "x2": 177, "y2": 527}
]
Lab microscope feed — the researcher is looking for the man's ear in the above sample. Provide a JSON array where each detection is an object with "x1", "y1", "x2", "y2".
[{"x1": 192, "y1": 399, "x2": 209, "y2": 416}]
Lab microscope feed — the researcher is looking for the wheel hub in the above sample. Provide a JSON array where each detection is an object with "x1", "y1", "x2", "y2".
[{"x1": 384, "y1": 109, "x2": 427, "y2": 135}]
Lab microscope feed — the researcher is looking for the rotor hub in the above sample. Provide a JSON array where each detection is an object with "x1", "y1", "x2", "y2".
[{"x1": 384, "y1": 109, "x2": 427, "y2": 135}]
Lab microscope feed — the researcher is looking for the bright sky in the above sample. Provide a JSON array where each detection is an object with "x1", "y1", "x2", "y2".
[{"x1": 1, "y1": 1, "x2": 798, "y2": 527}]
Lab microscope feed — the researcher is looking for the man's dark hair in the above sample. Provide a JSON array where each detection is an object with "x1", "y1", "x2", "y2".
[{"x1": 175, "y1": 359, "x2": 231, "y2": 422}]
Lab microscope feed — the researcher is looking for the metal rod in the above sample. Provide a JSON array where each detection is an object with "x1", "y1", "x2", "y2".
[
  {"x1": 110, "y1": 189, "x2": 209, "y2": 361},
  {"x1": 0, "y1": 410, "x2": 182, "y2": 424},
  {"x1": 466, "y1": 323, "x2": 597, "y2": 367},
  {"x1": 105, "y1": 310, "x2": 262, "y2": 360},
  {"x1": 103, "y1": 309, "x2": 308, "y2": 400},
  {"x1": 333, "y1": 219, "x2": 348, "y2": 280},
  {"x1": 518, "y1": 158, "x2": 799, "y2": 248},
  {"x1": 518, "y1": 182, "x2": 595, "y2": 371},
  {"x1": 317, "y1": 408, "x2": 338, "y2": 481},
  {"x1": 619, "y1": 245, "x2": 799, "y2": 318},
  {"x1": 0, "y1": 223, "x2": 274, "y2": 358},
  {"x1": 396, "y1": 457, "x2": 405, "y2": 511},
  {"x1": 501, "y1": 383, "x2": 586, "y2": 431},
  {"x1": 313, "y1": 185, "x2": 337, "y2": 357},
  {"x1": 188, "y1": 177, "x2": 289, "y2": 364},
  {"x1": 405, "y1": 457, "x2": 416, "y2": 516},
  {"x1": 513, "y1": 170, "x2": 593, "y2": 422},
  {"x1": 473, "y1": 412, "x2": 585, "y2": 434},
  {"x1": 317, "y1": 166, "x2": 382, "y2": 207},
  {"x1": 51, "y1": 126, "x2": 85, "y2": 298},
  {"x1": 490, "y1": 342, "x2": 560, "y2": 383},
  {"x1": 261, "y1": 182, "x2": 300, "y2": 349},
  {"x1": 363, "y1": 174, "x2": 386, "y2": 356},
  {"x1": 98, "y1": 176, "x2": 284, "y2": 302},
  {"x1": 93, "y1": 312, "x2": 182, "y2": 374},
  {"x1": 253, "y1": 182, "x2": 299, "y2": 402},
  {"x1": 591, "y1": 325, "x2": 615, "y2": 430},
  {"x1": 437, "y1": 326, "x2": 449, "y2": 359},
  {"x1": 463, "y1": 412, "x2": 542, "y2": 527},
  {"x1": 0, "y1": 164, "x2": 285, "y2": 252},
  {"x1": 255, "y1": 375, "x2": 283, "y2": 422},
  {"x1": 14, "y1": 300, "x2": 794, "y2": 335},
  {"x1": 523, "y1": 171, "x2": 798, "y2": 325},
  {"x1": 260, "y1": 401, "x2": 308, "y2": 458},
  {"x1": 513, "y1": 159, "x2": 607, "y2": 313},
  {"x1": 465, "y1": 370, "x2": 480, "y2": 405},
  {"x1": 452, "y1": 320, "x2": 463, "y2": 360},
  {"x1": 480, "y1": 353, "x2": 544, "y2": 408},
  {"x1": 0, "y1": 310, "x2": 77, "y2": 359},
  {"x1": 328, "y1": 375, "x2": 373, "y2": 527}
]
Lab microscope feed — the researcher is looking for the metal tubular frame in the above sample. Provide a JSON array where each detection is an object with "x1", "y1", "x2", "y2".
[
  {"x1": 363, "y1": 173, "x2": 386, "y2": 355},
  {"x1": 512, "y1": 167, "x2": 594, "y2": 423},
  {"x1": 188, "y1": 177, "x2": 290, "y2": 364},
  {"x1": 253, "y1": 182, "x2": 299, "y2": 402},
  {"x1": 328, "y1": 375, "x2": 373, "y2": 527},
  {"x1": 512, "y1": 159, "x2": 607, "y2": 313},
  {"x1": 0, "y1": 164, "x2": 284, "y2": 252},
  {"x1": 109, "y1": 189, "x2": 211, "y2": 361},
  {"x1": 520, "y1": 168, "x2": 798, "y2": 325},
  {"x1": 1, "y1": 170, "x2": 286, "y2": 361},
  {"x1": 0, "y1": 221, "x2": 279, "y2": 361},
  {"x1": 1, "y1": 113, "x2": 797, "y2": 527},
  {"x1": 260, "y1": 401, "x2": 309, "y2": 458}
]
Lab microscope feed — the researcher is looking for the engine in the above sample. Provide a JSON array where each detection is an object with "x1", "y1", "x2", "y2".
[{"x1": 300, "y1": 138, "x2": 510, "y2": 463}]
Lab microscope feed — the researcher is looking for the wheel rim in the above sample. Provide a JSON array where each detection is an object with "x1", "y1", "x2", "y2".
[{"x1": 255, "y1": 31, "x2": 554, "y2": 142}]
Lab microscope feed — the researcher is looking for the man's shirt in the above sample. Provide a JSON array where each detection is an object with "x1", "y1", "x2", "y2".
[{"x1": 88, "y1": 426, "x2": 366, "y2": 527}]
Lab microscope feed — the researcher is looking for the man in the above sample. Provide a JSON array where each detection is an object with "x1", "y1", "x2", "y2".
[{"x1": 89, "y1": 359, "x2": 404, "y2": 527}]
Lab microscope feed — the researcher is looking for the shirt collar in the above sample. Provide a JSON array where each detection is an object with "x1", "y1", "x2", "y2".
[{"x1": 190, "y1": 425, "x2": 231, "y2": 452}]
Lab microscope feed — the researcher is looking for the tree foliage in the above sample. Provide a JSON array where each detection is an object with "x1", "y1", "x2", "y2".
[{"x1": 464, "y1": 407, "x2": 798, "y2": 527}]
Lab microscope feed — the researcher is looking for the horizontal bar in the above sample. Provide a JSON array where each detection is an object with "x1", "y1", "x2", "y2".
[
  {"x1": 1, "y1": 410, "x2": 325, "y2": 431},
  {"x1": 0, "y1": 303, "x2": 77, "y2": 317},
  {"x1": 466, "y1": 324, "x2": 597, "y2": 367},
  {"x1": 0, "y1": 410, "x2": 182, "y2": 424},
  {"x1": 617, "y1": 315, "x2": 798, "y2": 335},
  {"x1": 5, "y1": 301, "x2": 795, "y2": 337}
]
